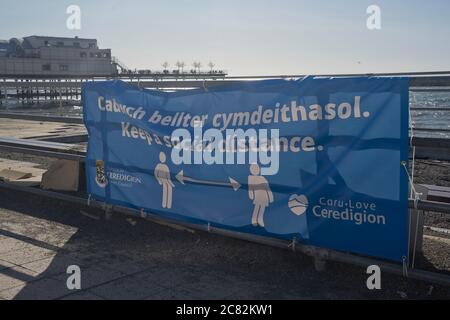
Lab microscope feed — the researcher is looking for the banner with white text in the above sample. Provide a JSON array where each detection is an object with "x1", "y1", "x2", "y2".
[{"x1": 83, "y1": 77, "x2": 409, "y2": 262}]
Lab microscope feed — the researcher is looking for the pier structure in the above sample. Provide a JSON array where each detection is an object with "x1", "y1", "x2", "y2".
[
  {"x1": 0, "y1": 71, "x2": 449, "y2": 107},
  {"x1": 0, "y1": 72, "x2": 229, "y2": 106},
  {"x1": 0, "y1": 35, "x2": 228, "y2": 105},
  {"x1": 0, "y1": 70, "x2": 229, "y2": 106},
  {"x1": 0, "y1": 78, "x2": 83, "y2": 105}
]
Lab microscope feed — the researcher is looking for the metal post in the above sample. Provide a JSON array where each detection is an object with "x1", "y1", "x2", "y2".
[
  {"x1": 44, "y1": 81, "x2": 47, "y2": 102},
  {"x1": 36, "y1": 79, "x2": 40, "y2": 105},
  {"x1": 59, "y1": 87, "x2": 63, "y2": 115},
  {"x1": 14, "y1": 80, "x2": 17, "y2": 103}
]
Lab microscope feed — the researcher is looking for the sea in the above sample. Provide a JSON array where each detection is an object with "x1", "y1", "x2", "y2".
[{"x1": 1, "y1": 89, "x2": 449, "y2": 138}]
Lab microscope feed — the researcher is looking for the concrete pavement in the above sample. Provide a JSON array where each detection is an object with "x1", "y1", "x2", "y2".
[{"x1": 0, "y1": 189, "x2": 449, "y2": 300}]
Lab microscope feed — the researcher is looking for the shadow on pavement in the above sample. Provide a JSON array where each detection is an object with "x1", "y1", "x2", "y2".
[{"x1": 0, "y1": 188, "x2": 449, "y2": 300}]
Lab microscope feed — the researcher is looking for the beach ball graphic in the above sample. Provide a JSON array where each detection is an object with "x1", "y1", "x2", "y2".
[{"x1": 288, "y1": 194, "x2": 308, "y2": 216}]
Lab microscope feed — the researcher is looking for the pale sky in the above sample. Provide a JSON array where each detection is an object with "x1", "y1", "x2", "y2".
[{"x1": 1, "y1": 0, "x2": 449, "y2": 75}]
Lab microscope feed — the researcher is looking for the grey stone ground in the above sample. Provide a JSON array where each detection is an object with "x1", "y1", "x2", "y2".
[{"x1": 0, "y1": 189, "x2": 449, "y2": 300}]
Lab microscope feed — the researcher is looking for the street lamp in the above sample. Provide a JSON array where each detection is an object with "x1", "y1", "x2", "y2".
[
  {"x1": 208, "y1": 62, "x2": 215, "y2": 72},
  {"x1": 179, "y1": 61, "x2": 185, "y2": 73}
]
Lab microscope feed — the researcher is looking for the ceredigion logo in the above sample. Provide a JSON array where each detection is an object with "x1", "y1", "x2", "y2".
[
  {"x1": 288, "y1": 194, "x2": 308, "y2": 216},
  {"x1": 95, "y1": 160, "x2": 108, "y2": 188}
]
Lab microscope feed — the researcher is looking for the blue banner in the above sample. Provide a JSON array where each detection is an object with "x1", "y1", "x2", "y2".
[{"x1": 83, "y1": 77, "x2": 409, "y2": 262}]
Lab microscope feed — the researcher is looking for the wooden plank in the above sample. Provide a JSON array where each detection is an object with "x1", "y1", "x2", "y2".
[
  {"x1": 0, "y1": 158, "x2": 45, "y2": 187},
  {"x1": 420, "y1": 184, "x2": 450, "y2": 203},
  {"x1": 0, "y1": 113, "x2": 83, "y2": 124},
  {"x1": 0, "y1": 136, "x2": 86, "y2": 154},
  {"x1": 0, "y1": 169, "x2": 32, "y2": 181},
  {"x1": 422, "y1": 184, "x2": 450, "y2": 192},
  {"x1": 0, "y1": 118, "x2": 86, "y2": 140},
  {"x1": 428, "y1": 191, "x2": 450, "y2": 204}
]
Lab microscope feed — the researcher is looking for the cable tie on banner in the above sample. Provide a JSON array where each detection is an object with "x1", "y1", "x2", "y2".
[
  {"x1": 203, "y1": 80, "x2": 208, "y2": 92},
  {"x1": 138, "y1": 79, "x2": 145, "y2": 91},
  {"x1": 402, "y1": 256, "x2": 409, "y2": 278},
  {"x1": 207, "y1": 222, "x2": 211, "y2": 232},
  {"x1": 87, "y1": 194, "x2": 92, "y2": 207},
  {"x1": 140, "y1": 208, "x2": 146, "y2": 219},
  {"x1": 288, "y1": 237, "x2": 297, "y2": 252}
]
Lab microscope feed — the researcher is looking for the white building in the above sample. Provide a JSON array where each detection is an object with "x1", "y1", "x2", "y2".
[{"x1": 0, "y1": 36, "x2": 117, "y2": 77}]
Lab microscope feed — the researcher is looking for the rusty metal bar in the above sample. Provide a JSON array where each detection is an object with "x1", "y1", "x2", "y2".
[{"x1": 0, "y1": 112, "x2": 83, "y2": 124}]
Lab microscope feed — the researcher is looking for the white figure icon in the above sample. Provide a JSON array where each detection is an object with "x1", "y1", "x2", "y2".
[
  {"x1": 248, "y1": 164, "x2": 274, "y2": 227},
  {"x1": 155, "y1": 152, "x2": 175, "y2": 209}
]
